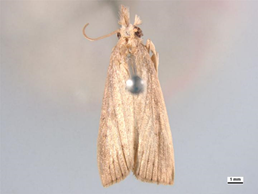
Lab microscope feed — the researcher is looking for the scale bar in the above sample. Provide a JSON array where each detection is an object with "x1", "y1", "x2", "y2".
[{"x1": 228, "y1": 182, "x2": 243, "y2": 184}]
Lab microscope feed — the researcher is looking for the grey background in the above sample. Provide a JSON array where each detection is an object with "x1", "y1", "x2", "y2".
[{"x1": 1, "y1": 1, "x2": 258, "y2": 194}]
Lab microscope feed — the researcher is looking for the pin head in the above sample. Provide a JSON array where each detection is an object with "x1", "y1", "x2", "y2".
[{"x1": 126, "y1": 75, "x2": 144, "y2": 94}]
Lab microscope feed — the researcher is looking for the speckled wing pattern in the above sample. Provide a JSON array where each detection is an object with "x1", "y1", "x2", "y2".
[
  {"x1": 97, "y1": 44, "x2": 134, "y2": 187},
  {"x1": 97, "y1": 42, "x2": 175, "y2": 187},
  {"x1": 132, "y1": 44, "x2": 175, "y2": 185}
]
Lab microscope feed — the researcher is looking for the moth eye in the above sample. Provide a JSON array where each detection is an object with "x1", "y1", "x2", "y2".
[
  {"x1": 134, "y1": 26, "x2": 143, "y2": 38},
  {"x1": 117, "y1": 32, "x2": 121, "y2": 39}
]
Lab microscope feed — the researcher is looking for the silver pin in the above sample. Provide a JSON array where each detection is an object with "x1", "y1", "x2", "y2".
[{"x1": 126, "y1": 54, "x2": 145, "y2": 94}]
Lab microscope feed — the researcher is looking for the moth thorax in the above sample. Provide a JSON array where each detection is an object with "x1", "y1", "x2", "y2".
[{"x1": 126, "y1": 53, "x2": 145, "y2": 95}]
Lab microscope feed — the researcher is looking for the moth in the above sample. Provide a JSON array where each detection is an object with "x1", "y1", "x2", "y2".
[{"x1": 83, "y1": 5, "x2": 175, "y2": 187}]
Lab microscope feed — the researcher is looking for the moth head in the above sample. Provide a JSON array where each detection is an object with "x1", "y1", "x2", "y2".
[
  {"x1": 117, "y1": 6, "x2": 143, "y2": 39},
  {"x1": 82, "y1": 5, "x2": 143, "y2": 42}
]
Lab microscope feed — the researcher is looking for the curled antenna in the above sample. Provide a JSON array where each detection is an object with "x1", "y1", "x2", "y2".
[{"x1": 83, "y1": 23, "x2": 119, "y2": 41}]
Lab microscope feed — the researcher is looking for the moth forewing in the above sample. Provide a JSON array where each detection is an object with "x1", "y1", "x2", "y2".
[{"x1": 83, "y1": 5, "x2": 174, "y2": 187}]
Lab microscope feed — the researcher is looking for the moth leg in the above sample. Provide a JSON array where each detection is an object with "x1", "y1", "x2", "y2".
[{"x1": 146, "y1": 39, "x2": 159, "y2": 72}]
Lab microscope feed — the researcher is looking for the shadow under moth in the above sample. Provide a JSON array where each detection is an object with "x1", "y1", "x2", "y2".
[{"x1": 83, "y1": 5, "x2": 175, "y2": 187}]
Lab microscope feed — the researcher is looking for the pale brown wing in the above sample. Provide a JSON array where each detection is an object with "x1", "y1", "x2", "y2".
[
  {"x1": 133, "y1": 44, "x2": 175, "y2": 185},
  {"x1": 97, "y1": 47, "x2": 134, "y2": 187}
]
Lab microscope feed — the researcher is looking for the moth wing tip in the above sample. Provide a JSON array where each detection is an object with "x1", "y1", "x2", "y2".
[{"x1": 101, "y1": 170, "x2": 131, "y2": 187}]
